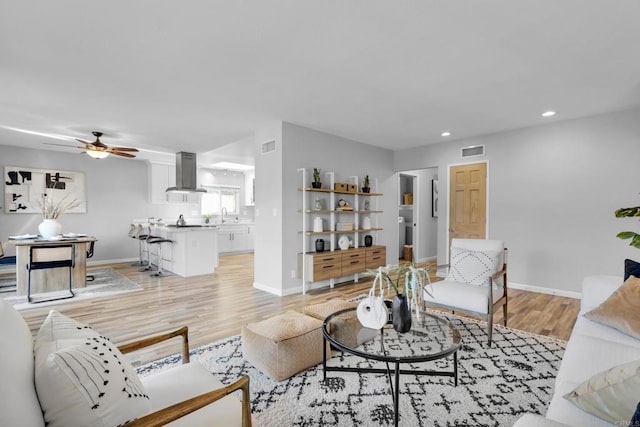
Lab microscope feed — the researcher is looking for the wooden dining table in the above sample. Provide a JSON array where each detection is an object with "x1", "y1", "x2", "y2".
[{"x1": 7, "y1": 236, "x2": 97, "y2": 296}]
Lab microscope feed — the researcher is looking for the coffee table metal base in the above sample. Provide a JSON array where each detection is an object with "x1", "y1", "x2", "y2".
[{"x1": 322, "y1": 334, "x2": 458, "y2": 427}]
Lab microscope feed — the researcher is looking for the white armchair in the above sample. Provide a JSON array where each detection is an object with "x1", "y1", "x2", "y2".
[
  {"x1": 423, "y1": 238, "x2": 507, "y2": 345},
  {"x1": 0, "y1": 298, "x2": 252, "y2": 427}
]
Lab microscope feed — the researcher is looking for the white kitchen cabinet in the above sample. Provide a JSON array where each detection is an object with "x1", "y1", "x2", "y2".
[
  {"x1": 218, "y1": 225, "x2": 254, "y2": 253},
  {"x1": 148, "y1": 226, "x2": 219, "y2": 277},
  {"x1": 149, "y1": 162, "x2": 201, "y2": 204},
  {"x1": 247, "y1": 225, "x2": 255, "y2": 250}
]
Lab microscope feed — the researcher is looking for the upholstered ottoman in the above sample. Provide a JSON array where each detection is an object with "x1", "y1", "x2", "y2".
[
  {"x1": 241, "y1": 310, "x2": 326, "y2": 382},
  {"x1": 299, "y1": 299, "x2": 361, "y2": 348}
]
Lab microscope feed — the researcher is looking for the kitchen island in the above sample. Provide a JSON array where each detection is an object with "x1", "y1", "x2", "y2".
[{"x1": 148, "y1": 225, "x2": 218, "y2": 277}]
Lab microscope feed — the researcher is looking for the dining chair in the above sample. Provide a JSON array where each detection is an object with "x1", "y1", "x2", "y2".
[{"x1": 27, "y1": 244, "x2": 75, "y2": 303}]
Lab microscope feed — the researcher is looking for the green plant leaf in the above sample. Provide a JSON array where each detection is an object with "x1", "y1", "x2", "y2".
[
  {"x1": 617, "y1": 231, "x2": 638, "y2": 239},
  {"x1": 632, "y1": 234, "x2": 640, "y2": 249},
  {"x1": 615, "y1": 206, "x2": 640, "y2": 217}
]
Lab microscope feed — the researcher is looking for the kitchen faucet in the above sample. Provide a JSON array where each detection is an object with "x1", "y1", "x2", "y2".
[{"x1": 220, "y1": 207, "x2": 228, "y2": 224}]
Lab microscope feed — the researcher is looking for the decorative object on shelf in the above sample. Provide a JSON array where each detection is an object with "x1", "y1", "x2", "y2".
[
  {"x1": 38, "y1": 219, "x2": 62, "y2": 239},
  {"x1": 403, "y1": 192, "x2": 413, "y2": 205},
  {"x1": 314, "y1": 198, "x2": 323, "y2": 210},
  {"x1": 362, "y1": 175, "x2": 370, "y2": 193},
  {"x1": 315, "y1": 239, "x2": 325, "y2": 252},
  {"x1": 432, "y1": 179, "x2": 439, "y2": 217},
  {"x1": 366, "y1": 263, "x2": 433, "y2": 333},
  {"x1": 312, "y1": 168, "x2": 322, "y2": 189},
  {"x1": 362, "y1": 216, "x2": 371, "y2": 230},
  {"x1": 363, "y1": 200, "x2": 370, "y2": 211},
  {"x1": 336, "y1": 222, "x2": 353, "y2": 231},
  {"x1": 356, "y1": 268, "x2": 388, "y2": 330},
  {"x1": 334, "y1": 182, "x2": 348, "y2": 192},
  {"x1": 364, "y1": 235, "x2": 373, "y2": 247},
  {"x1": 615, "y1": 200, "x2": 640, "y2": 249},
  {"x1": 338, "y1": 235, "x2": 352, "y2": 250},
  {"x1": 313, "y1": 217, "x2": 323, "y2": 232},
  {"x1": 336, "y1": 198, "x2": 353, "y2": 211}
]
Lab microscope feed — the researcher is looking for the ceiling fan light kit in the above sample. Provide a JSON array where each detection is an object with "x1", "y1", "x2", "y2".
[{"x1": 75, "y1": 131, "x2": 139, "y2": 159}]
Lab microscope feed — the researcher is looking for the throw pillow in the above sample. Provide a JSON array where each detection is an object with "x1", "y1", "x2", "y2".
[
  {"x1": 446, "y1": 247, "x2": 502, "y2": 286},
  {"x1": 584, "y1": 275, "x2": 640, "y2": 340},
  {"x1": 564, "y1": 359, "x2": 640, "y2": 424},
  {"x1": 630, "y1": 401, "x2": 640, "y2": 427},
  {"x1": 34, "y1": 310, "x2": 149, "y2": 427},
  {"x1": 625, "y1": 259, "x2": 640, "y2": 281}
]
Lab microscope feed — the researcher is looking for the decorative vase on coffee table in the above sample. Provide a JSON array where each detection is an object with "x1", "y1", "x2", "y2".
[
  {"x1": 392, "y1": 294, "x2": 412, "y2": 333},
  {"x1": 39, "y1": 219, "x2": 61, "y2": 239}
]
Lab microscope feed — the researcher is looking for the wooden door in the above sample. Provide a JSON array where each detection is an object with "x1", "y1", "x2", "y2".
[{"x1": 449, "y1": 163, "x2": 487, "y2": 243}]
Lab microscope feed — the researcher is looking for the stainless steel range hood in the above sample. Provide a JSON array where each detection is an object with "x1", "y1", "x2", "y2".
[{"x1": 165, "y1": 152, "x2": 207, "y2": 193}]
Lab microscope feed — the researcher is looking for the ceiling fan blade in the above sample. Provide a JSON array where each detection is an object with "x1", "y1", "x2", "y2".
[
  {"x1": 44, "y1": 142, "x2": 81, "y2": 148},
  {"x1": 108, "y1": 146, "x2": 139, "y2": 152},
  {"x1": 76, "y1": 138, "x2": 92, "y2": 145},
  {"x1": 111, "y1": 151, "x2": 136, "y2": 158}
]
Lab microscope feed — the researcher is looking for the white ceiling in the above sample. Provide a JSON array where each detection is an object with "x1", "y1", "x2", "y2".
[{"x1": 1, "y1": 1, "x2": 640, "y2": 164}]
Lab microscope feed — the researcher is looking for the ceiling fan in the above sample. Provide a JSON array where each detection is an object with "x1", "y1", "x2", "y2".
[
  {"x1": 75, "y1": 131, "x2": 139, "y2": 159},
  {"x1": 43, "y1": 131, "x2": 139, "y2": 159}
]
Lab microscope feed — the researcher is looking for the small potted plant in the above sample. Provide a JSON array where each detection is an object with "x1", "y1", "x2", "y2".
[
  {"x1": 366, "y1": 260, "x2": 433, "y2": 333},
  {"x1": 312, "y1": 168, "x2": 322, "y2": 189},
  {"x1": 203, "y1": 213, "x2": 213, "y2": 224},
  {"x1": 362, "y1": 175, "x2": 370, "y2": 193}
]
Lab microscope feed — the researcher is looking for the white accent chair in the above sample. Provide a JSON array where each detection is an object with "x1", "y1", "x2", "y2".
[
  {"x1": 423, "y1": 238, "x2": 507, "y2": 345},
  {"x1": 0, "y1": 298, "x2": 252, "y2": 426}
]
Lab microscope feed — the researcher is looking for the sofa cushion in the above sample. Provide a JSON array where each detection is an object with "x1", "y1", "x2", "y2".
[
  {"x1": 446, "y1": 247, "x2": 502, "y2": 286},
  {"x1": 625, "y1": 259, "x2": 640, "y2": 281},
  {"x1": 580, "y1": 275, "x2": 623, "y2": 314},
  {"x1": 0, "y1": 299, "x2": 44, "y2": 427},
  {"x1": 584, "y1": 275, "x2": 640, "y2": 340},
  {"x1": 34, "y1": 310, "x2": 150, "y2": 427},
  {"x1": 563, "y1": 358, "x2": 640, "y2": 425},
  {"x1": 424, "y1": 279, "x2": 504, "y2": 314}
]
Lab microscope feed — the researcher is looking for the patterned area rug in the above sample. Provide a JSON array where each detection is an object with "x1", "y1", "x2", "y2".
[
  {"x1": 1, "y1": 267, "x2": 141, "y2": 310},
  {"x1": 137, "y1": 314, "x2": 565, "y2": 426}
]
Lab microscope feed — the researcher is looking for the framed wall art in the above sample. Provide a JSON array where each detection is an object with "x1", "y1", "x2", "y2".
[
  {"x1": 4, "y1": 166, "x2": 87, "y2": 214},
  {"x1": 432, "y1": 179, "x2": 439, "y2": 218}
]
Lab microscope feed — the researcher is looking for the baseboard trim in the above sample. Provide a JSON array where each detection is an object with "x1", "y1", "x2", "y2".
[{"x1": 508, "y1": 282, "x2": 581, "y2": 299}]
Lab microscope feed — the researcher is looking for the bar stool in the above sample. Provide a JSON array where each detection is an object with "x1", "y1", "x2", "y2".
[
  {"x1": 130, "y1": 224, "x2": 151, "y2": 267},
  {"x1": 147, "y1": 237, "x2": 173, "y2": 277}
]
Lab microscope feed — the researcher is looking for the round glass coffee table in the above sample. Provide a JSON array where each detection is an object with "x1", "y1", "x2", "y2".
[{"x1": 322, "y1": 307, "x2": 462, "y2": 427}]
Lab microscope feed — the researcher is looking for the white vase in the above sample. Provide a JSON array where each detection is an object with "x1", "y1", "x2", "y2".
[{"x1": 39, "y1": 219, "x2": 62, "y2": 239}]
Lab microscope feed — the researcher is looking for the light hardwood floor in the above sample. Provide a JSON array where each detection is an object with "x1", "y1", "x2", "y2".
[{"x1": 16, "y1": 253, "x2": 580, "y2": 366}]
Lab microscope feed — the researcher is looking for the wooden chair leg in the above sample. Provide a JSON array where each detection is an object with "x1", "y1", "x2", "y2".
[
  {"x1": 487, "y1": 314, "x2": 493, "y2": 346},
  {"x1": 503, "y1": 302, "x2": 508, "y2": 327}
]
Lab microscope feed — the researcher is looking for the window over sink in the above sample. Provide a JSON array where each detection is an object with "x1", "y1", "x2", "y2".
[{"x1": 201, "y1": 185, "x2": 240, "y2": 216}]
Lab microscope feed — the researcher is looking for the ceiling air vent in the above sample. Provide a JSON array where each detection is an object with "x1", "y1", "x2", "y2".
[
  {"x1": 461, "y1": 145, "x2": 485, "y2": 158},
  {"x1": 261, "y1": 140, "x2": 276, "y2": 154}
]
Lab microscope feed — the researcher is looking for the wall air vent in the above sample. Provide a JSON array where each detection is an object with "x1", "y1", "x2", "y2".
[
  {"x1": 261, "y1": 140, "x2": 276, "y2": 154},
  {"x1": 461, "y1": 145, "x2": 485, "y2": 158}
]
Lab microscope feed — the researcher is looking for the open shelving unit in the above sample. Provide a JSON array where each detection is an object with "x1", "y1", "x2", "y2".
[{"x1": 297, "y1": 168, "x2": 386, "y2": 294}]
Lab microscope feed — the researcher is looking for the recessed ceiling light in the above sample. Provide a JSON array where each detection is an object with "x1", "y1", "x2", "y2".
[
  {"x1": 441, "y1": 132, "x2": 451, "y2": 137},
  {"x1": 541, "y1": 111, "x2": 556, "y2": 117}
]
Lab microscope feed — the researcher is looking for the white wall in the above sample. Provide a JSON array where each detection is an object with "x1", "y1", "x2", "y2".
[
  {"x1": 253, "y1": 123, "x2": 284, "y2": 294},
  {"x1": 279, "y1": 122, "x2": 396, "y2": 295},
  {"x1": 394, "y1": 107, "x2": 640, "y2": 295},
  {"x1": 0, "y1": 145, "x2": 148, "y2": 262}
]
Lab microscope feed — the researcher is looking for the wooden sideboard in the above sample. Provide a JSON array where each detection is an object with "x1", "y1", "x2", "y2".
[{"x1": 299, "y1": 245, "x2": 386, "y2": 282}]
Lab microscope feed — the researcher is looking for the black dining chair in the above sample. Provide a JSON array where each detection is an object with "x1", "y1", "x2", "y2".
[
  {"x1": 86, "y1": 240, "x2": 95, "y2": 282},
  {"x1": 0, "y1": 241, "x2": 17, "y2": 293},
  {"x1": 27, "y1": 244, "x2": 75, "y2": 303}
]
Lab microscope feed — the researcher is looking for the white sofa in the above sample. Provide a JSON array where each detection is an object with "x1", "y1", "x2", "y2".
[
  {"x1": 515, "y1": 275, "x2": 640, "y2": 426},
  {"x1": 0, "y1": 298, "x2": 251, "y2": 426}
]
